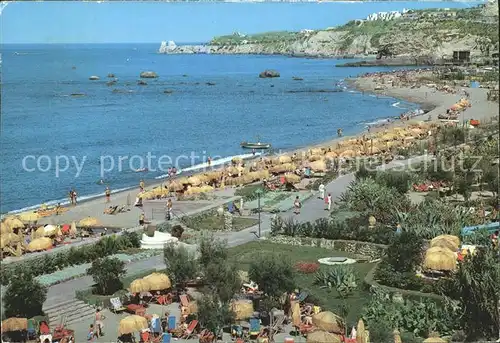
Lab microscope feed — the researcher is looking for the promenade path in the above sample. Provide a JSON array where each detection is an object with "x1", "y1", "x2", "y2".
[{"x1": 43, "y1": 155, "x2": 428, "y2": 306}]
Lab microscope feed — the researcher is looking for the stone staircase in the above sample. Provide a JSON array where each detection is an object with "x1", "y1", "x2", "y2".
[{"x1": 43, "y1": 298, "x2": 96, "y2": 328}]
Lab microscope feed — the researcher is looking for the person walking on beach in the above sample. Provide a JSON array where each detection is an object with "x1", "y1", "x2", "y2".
[
  {"x1": 139, "y1": 179, "x2": 145, "y2": 192},
  {"x1": 72, "y1": 189, "x2": 78, "y2": 205},
  {"x1": 69, "y1": 189, "x2": 74, "y2": 205},
  {"x1": 293, "y1": 196, "x2": 301, "y2": 215},
  {"x1": 139, "y1": 212, "x2": 145, "y2": 227},
  {"x1": 337, "y1": 128, "x2": 343, "y2": 137},
  {"x1": 318, "y1": 183, "x2": 325, "y2": 200},
  {"x1": 207, "y1": 156, "x2": 212, "y2": 167},
  {"x1": 105, "y1": 186, "x2": 111, "y2": 203},
  {"x1": 94, "y1": 309, "x2": 105, "y2": 337},
  {"x1": 325, "y1": 193, "x2": 332, "y2": 211},
  {"x1": 165, "y1": 199, "x2": 172, "y2": 220}
]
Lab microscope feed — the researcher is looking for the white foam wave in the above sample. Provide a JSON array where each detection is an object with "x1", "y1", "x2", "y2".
[
  {"x1": 155, "y1": 152, "x2": 261, "y2": 180},
  {"x1": 4, "y1": 186, "x2": 134, "y2": 216},
  {"x1": 364, "y1": 118, "x2": 391, "y2": 126}
]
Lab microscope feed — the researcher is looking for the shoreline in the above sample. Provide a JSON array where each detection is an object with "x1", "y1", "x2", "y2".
[{"x1": 5, "y1": 70, "x2": 498, "y2": 219}]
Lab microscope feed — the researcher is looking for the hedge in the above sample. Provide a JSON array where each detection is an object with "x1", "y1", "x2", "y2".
[{"x1": 0, "y1": 232, "x2": 141, "y2": 286}]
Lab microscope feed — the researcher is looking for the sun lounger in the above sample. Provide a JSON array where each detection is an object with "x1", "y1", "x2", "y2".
[
  {"x1": 126, "y1": 303, "x2": 146, "y2": 315},
  {"x1": 199, "y1": 329, "x2": 215, "y2": 343},
  {"x1": 179, "y1": 294, "x2": 190, "y2": 307},
  {"x1": 110, "y1": 297, "x2": 126, "y2": 313},
  {"x1": 249, "y1": 318, "x2": 261, "y2": 337},
  {"x1": 167, "y1": 316, "x2": 176, "y2": 331},
  {"x1": 180, "y1": 320, "x2": 198, "y2": 339},
  {"x1": 271, "y1": 312, "x2": 285, "y2": 333},
  {"x1": 161, "y1": 333, "x2": 171, "y2": 343}
]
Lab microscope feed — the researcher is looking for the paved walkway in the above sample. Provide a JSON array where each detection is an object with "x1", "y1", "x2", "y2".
[{"x1": 43, "y1": 155, "x2": 429, "y2": 306}]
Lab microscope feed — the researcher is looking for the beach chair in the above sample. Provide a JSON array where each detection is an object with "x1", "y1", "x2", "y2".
[
  {"x1": 110, "y1": 297, "x2": 126, "y2": 313},
  {"x1": 180, "y1": 320, "x2": 198, "y2": 339},
  {"x1": 249, "y1": 318, "x2": 261, "y2": 338},
  {"x1": 231, "y1": 325, "x2": 243, "y2": 339},
  {"x1": 271, "y1": 311, "x2": 285, "y2": 334},
  {"x1": 179, "y1": 294, "x2": 190, "y2": 307},
  {"x1": 167, "y1": 316, "x2": 176, "y2": 331},
  {"x1": 161, "y1": 333, "x2": 171, "y2": 343}
]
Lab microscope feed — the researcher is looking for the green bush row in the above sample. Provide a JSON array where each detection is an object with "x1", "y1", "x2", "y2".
[{"x1": 0, "y1": 232, "x2": 141, "y2": 286}]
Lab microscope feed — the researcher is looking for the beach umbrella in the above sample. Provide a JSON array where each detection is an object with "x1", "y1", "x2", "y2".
[
  {"x1": 1, "y1": 318, "x2": 28, "y2": 332},
  {"x1": 285, "y1": 174, "x2": 301, "y2": 184},
  {"x1": 339, "y1": 150, "x2": 356, "y2": 158},
  {"x1": 356, "y1": 319, "x2": 366, "y2": 343},
  {"x1": 168, "y1": 181, "x2": 184, "y2": 192},
  {"x1": 78, "y1": 217, "x2": 99, "y2": 227},
  {"x1": 18, "y1": 212, "x2": 40, "y2": 223},
  {"x1": 308, "y1": 160, "x2": 326, "y2": 172},
  {"x1": 129, "y1": 278, "x2": 151, "y2": 293},
  {"x1": 312, "y1": 311, "x2": 345, "y2": 334},
  {"x1": 307, "y1": 330, "x2": 342, "y2": 343},
  {"x1": 43, "y1": 224, "x2": 58, "y2": 236},
  {"x1": 186, "y1": 176, "x2": 202, "y2": 186},
  {"x1": 118, "y1": 315, "x2": 148, "y2": 335},
  {"x1": 231, "y1": 300, "x2": 254, "y2": 321},
  {"x1": 232, "y1": 157, "x2": 243, "y2": 165},
  {"x1": 4, "y1": 217, "x2": 25, "y2": 230},
  {"x1": 278, "y1": 155, "x2": 292, "y2": 164},
  {"x1": 423, "y1": 247, "x2": 457, "y2": 272},
  {"x1": 0, "y1": 222, "x2": 12, "y2": 235},
  {"x1": 325, "y1": 151, "x2": 338, "y2": 159},
  {"x1": 423, "y1": 333, "x2": 447, "y2": 343},
  {"x1": 0, "y1": 235, "x2": 11, "y2": 249},
  {"x1": 26, "y1": 237, "x2": 53, "y2": 252},
  {"x1": 143, "y1": 272, "x2": 172, "y2": 291},
  {"x1": 430, "y1": 235, "x2": 460, "y2": 252}
]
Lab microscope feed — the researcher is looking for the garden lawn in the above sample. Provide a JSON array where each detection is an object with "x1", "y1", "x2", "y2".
[
  {"x1": 227, "y1": 241, "x2": 375, "y2": 325},
  {"x1": 183, "y1": 214, "x2": 259, "y2": 232}
]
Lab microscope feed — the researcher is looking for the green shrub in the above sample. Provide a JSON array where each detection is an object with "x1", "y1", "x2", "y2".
[{"x1": 1, "y1": 232, "x2": 141, "y2": 286}]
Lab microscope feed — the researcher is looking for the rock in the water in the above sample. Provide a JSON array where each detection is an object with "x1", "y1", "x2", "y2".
[
  {"x1": 164, "y1": 89, "x2": 174, "y2": 94},
  {"x1": 106, "y1": 80, "x2": 117, "y2": 86},
  {"x1": 138, "y1": 80, "x2": 148, "y2": 85},
  {"x1": 292, "y1": 76, "x2": 303, "y2": 81},
  {"x1": 140, "y1": 71, "x2": 158, "y2": 79},
  {"x1": 206, "y1": 82, "x2": 216, "y2": 86},
  {"x1": 107, "y1": 73, "x2": 115, "y2": 78},
  {"x1": 89, "y1": 76, "x2": 100, "y2": 80},
  {"x1": 259, "y1": 70, "x2": 280, "y2": 78}
]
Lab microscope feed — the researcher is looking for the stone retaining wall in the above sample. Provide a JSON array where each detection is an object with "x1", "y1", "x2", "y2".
[{"x1": 267, "y1": 235, "x2": 387, "y2": 259}]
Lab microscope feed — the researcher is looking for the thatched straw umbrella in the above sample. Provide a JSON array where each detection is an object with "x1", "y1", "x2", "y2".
[
  {"x1": 0, "y1": 222, "x2": 12, "y2": 235},
  {"x1": 423, "y1": 332, "x2": 447, "y2": 343},
  {"x1": 78, "y1": 217, "x2": 100, "y2": 227},
  {"x1": 308, "y1": 155, "x2": 322, "y2": 162},
  {"x1": 231, "y1": 300, "x2": 254, "y2": 320},
  {"x1": 4, "y1": 217, "x2": 24, "y2": 230},
  {"x1": 186, "y1": 176, "x2": 202, "y2": 186},
  {"x1": 423, "y1": 247, "x2": 457, "y2": 271},
  {"x1": 278, "y1": 155, "x2": 292, "y2": 164},
  {"x1": 129, "y1": 279, "x2": 151, "y2": 293},
  {"x1": 340, "y1": 150, "x2": 356, "y2": 158},
  {"x1": 325, "y1": 151, "x2": 338, "y2": 159},
  {"x1": 270, "y1": 163, "x2": 296, "y2": 174},
  {"x1": 393, "y1": 329, "x2": 402, "y2": 343},
  {"x1": 168, "y1": 181, "x2": 184, "y2": 192},
  {"x1": 143, "y1": 273, "x2": 171, "y2": 291},
  {"x1": 430, "y1": 235, "x2": 460, "y2": 252},
  {"x1": 26, "y1": 237, "x2": 53, "y2": 252},
  {"x1": 1, "y1": 318, "x2": 28, "y2": 332},
  {"x1": 306, "y1": 330, "x2": 342, "y2": 343},
  {"x1": 356, "y1": 319, "x2": 366, "y2": 343},
  {"x1": 309, "y1": 160, "x2": 326, "y2": 172},
  {"x1": 285, "y1": 174, "x2": 301, "y2": 184},
  {"x1": 312, "y1": 311, "x2": 345, "y2": 334},
  {"x1": 18, "y1": 212, "x2": 40, "y2": 223},
  {"x1": 232, "y1": 157, "x2": 243, "y2": 165},
  {"x1": 118, "y1": 315, "x2": 148, "y2": 335}
]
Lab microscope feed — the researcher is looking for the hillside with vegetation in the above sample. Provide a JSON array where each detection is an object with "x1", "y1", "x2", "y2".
[{"x1": 207, "y1": 2, "x2": 499, "y2": 60}]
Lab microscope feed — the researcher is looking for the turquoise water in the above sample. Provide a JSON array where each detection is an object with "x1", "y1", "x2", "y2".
[{"x1": 2, "y1": 45, "x2": 418, "y2": 213}]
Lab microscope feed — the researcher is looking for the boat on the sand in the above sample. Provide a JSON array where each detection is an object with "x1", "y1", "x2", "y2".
[{"x1": 240, "y1": 142, "x2": 271, "y2": 149}]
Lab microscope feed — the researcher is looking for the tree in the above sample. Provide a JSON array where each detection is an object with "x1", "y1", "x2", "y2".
[
  {"x1": 449, "y1": 247, "x2": 500, "y2": 340},
  {"x1": 86, "y1": 257, "x2": 126, "y2": 295},
  {"x1": 198, "y1": 234, "x2": 228, "y2": 269},
  {"x1": 385, "y1": 232, "x2": 424, "y2": 273},
  {"x1": 249, "y1": 253, "x2": 295, "y2": 297},
  {"x1": 197, "y1": 294, "x2": 235, "y2": 335},
  {"x1": 3, "y1": 273, "x2": 47, "y2": 318},
  {"x1": 164, "y1": 242, "x2": 198, "y2": 290}
]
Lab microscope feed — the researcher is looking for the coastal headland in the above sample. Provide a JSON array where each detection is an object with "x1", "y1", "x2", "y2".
[{"x1": 162, "y1": 1, "x2": 499, "y2": 63}]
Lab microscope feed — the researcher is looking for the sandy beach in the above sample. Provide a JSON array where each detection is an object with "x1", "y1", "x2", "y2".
[{"x1": 30, "y1": 68, "x2": 499, "y2": 234}]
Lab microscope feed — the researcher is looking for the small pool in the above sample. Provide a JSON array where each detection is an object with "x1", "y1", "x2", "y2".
[{"x1": 318, "y1": 257, "x2": 357, "y2": 265}]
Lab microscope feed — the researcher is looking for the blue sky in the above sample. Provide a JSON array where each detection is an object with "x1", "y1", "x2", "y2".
[{"x1": 1, "y1": 1, "x2": 478, "y2": 44}]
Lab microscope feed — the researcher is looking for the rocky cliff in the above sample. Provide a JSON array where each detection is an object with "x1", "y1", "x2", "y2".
[{"x1": 165, "y1": 2, "x2": 499, "y2": 60}]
